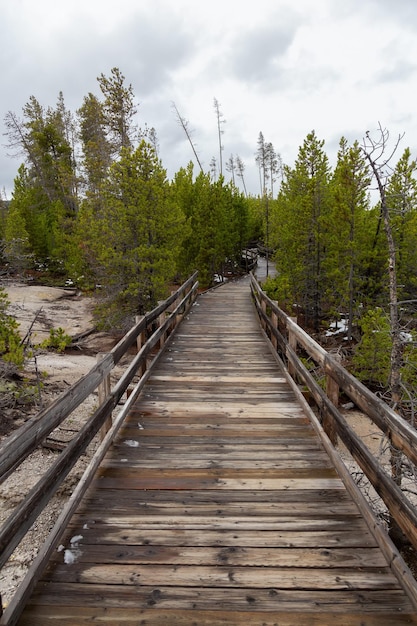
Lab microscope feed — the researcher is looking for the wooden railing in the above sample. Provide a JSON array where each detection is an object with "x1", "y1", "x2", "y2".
[
  {"x1": 0, "y1": 271, "x2": 198, "y2": 623},
  {"x1": 251, "y1": 273, "x2": 417, "y2": 554}
]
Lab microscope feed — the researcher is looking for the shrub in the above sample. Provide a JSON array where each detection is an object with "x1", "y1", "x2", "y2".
[
  {"x1": 351, "y1": 307, "x2": 391, "y2": 387},
  {"x1": 0, "y1": 287, "x2": 24, "y2": 367},
  {"x1": 40, "y1": 327, "x2": 72, "y2": 353}
]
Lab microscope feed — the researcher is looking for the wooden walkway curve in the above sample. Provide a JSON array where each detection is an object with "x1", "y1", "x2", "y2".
[{"x1": 17, "y1": 277, "x2": 417, "y2": 625}]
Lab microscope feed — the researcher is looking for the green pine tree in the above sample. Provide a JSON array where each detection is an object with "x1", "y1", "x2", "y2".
[
  {"x1": 386, "y1": 147, "x2": 417, "y2": 298},
  {"x1": 270, "y1": 131, "x2": 331, "y2": 329},
  {"x1": 324, "y1": 138, "x2": 371, "y2": 338},
  {"x1": 81, "y1": 141, "x2": 186, "y2": 328}
]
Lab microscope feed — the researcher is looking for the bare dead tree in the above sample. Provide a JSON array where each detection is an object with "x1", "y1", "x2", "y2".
[
  {"x1": 255, "y1": 131, "x2": 269, "y2": 195},
  {"x1": 171, "y1": 102, "x2": 204, "y2": 173},
  {"x1": 226, "y1": 154, "x2": 236, "y2": 185},
  {"x1": 139, "y1": 124, "x2": 160, "y2": 156},
  {"x1": 213, "y1": 98, "x2": 225, "y2": 177},
  {"x1": 362, "y1": 124, "x2": 404, "y2": 410},
  {"x1": 362, "y1": 123, "x2": 409, "y2": 545},
  {"x1": 236, "y1": 155, "x2": 248, "y2": 197},
  {"x1": 209, "y1": 156, "x2": 217, "y2": 180}
]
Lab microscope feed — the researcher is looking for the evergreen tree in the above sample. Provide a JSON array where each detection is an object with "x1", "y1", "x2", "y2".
[
  {"x1": 226, "y1": 184, "x2": 250, "y2": 262},
  {"x1": 0, "y1": 287, "x2": 24, "y2": 367},
  {"x1": 183, "y1": 170, "x2": 222, "y2": 286},
  {"x1": 4, "y1": 94, "x2": 78, "y2": 264},
  {"x1": 271, "y1": 131, "x2": 331, "y2": 330},
  {"x1": 3, "y1": 195, "x2": 32, "y2": 273},
  {"x1": 385, "y1": 147, "x2": 417, "y2": 298},
  {"x1": 172, "y1": 168, "x2": 251, "y2": 286},
  {"x1": 97, "y1": 67, "x2": 137, "y2": 153},
  {"x1": 325, "y1": 138, "x2": 371, "y2": 338},
  {"x1": 80, "y1": 141, "x2": 185, "y2": 328},
  {"x1": 352, "y1": 307, "x2": 392, "y2": 387},
  {"x1": 21, "y1": 95, "x2": 77, "y2": 215},
  {"x1": 4, "y1": 165, "x2": 62, "y2": 261},
  {"x1": 78, "y1": 92, "x2": 112, "y2": 197},
  {"x1": 170, "y1": 163, "x2": 196, "y2": 278}
]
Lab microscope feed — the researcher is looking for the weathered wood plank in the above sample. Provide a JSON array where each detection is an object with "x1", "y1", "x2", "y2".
[
  {"x1": 48, "y1": 545, "x2": 388, "y2": 568},
  {"x1": 65, "y1": 515, "x2": 375, "y2": 532},
  {"x1": 73, "y1": 485, "x2": 361, "y2": 505},
  {"x1": 43, "y1": 563, "x2": 402, "y2": 590},
  {"x1": 112, "y1": 427, "x2": 315, "y2": 439},
  {"x1": 129, "y1": 405, "x2": 309, "y2": 417},
  {"x1": 122, "y1": 414, "x2": 310, "y2": 425},
  {"x1": 120, "y1": 416, "x2": 311, "y2": 426},
  {"x1": 25, "y1": 584, "x2": 417, "y2": 613},
  {"x1": 71, "y1": 497, "x2": 361, "y2": 518},
  {"x1": 18, "y1": 607, "x2": 417, "y2": 626},
  {"x1": 92, "y1": 475, "x2": 344, "y2": 492},
  {"x1": 108, "y1": 446, "x2": 328, "y2": 458},
  {"x1": 106, "y1": 436, "x2": 328, "y2": 448},
  {"x1": 102, "y1": 458, "x2": 335, "y2": 470},
  {"x1": 64, "y1": 526, "x2": 379, "y2": 548},
  {"x1": 15, "y1": 278, "x2": 417, "y2": 625}
]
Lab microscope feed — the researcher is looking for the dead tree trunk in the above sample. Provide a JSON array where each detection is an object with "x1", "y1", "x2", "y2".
[{"x1": 362, "y1": 125, "x2": 406, "y2": 545}]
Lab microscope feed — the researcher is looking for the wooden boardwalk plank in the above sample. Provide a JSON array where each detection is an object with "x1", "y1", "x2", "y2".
[{"x1": 17, "y1": 277, "x2": 417, "y2": 624}]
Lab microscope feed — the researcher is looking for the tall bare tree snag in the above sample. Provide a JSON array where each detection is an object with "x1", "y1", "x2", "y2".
[
  {"x1": 213, "y1": 98, "x2": 225, "y2": 177},
  {"x1": 256, "y1": 132, "x2": 277, "y2": 277},
  {"x1": 236, "y1": 155, "x2": 248, "y2": 197},
  {"x1": 226, "y1": 154, "x2": 236, "y2": 185},
  {"x1": 362, "y1": 124, "x2": 404, "y2": 411},
  {"x1": 171, "y1": 102, "x2": 204, "y2": 173},
  {"x1": 362, "y1": 124, "x2": 408, "y2": 545}
]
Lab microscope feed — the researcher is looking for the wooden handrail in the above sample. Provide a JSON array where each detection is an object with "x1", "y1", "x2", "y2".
[
  {"x1": 1, "y1": 357, "x2": 162, "y2": 626},
  {"x1": 250, "y1": 272, "x2": 417, "y2": 553},
  {"x1": 0, "y1": 272, "x2": 199, "y2": 616},
  {"x1": 0, "y1": 271, "x2": 198, "y2": 483}
]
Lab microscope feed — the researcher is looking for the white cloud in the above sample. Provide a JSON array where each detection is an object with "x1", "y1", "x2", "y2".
[{"x1": 1, "y1": 0, "x2": 417, "y2": 197}]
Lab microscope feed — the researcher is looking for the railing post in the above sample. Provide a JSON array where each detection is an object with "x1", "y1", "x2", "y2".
[
  {"x1": 168, "y1": 289, "x2": 178, "y2": 335},
  {"x1": 177, "y1": 284, "x2": 189, "y2": 325},
  {"x1": 287, "y1": 317, "x2": 298, "y2": 378},
  {"x1": 261, "y1": 298, "x2": 267, "y2": 331},
  {"x1": 176, "y1": 301, "x2": 182, "y2": 326},
  {"x1": 324, "y1": 362, "x2": 340, "y2": 446},
  {"x1": 271, "y1": 302, "x2": 278, "y2": 351},
  {"x1": 169, "y1": 290, "x2": 176, "y2": 309},
  {"x1": 136, "y1": 315, "x2": 146, "y2": 378},
  {"x1": 97, "y1": 353, "x2": 111, "y2": 441},
  {"x1": 157, "y1": 301, "x2": 166, "y2": 348}
]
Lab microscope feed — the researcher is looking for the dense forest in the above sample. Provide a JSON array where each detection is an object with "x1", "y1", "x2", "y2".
[
  {"x1": 0, "y1": 68, "x2": 416, "y2": 419},
  {"x1": 0, "y1": 68, "x2": 262, "y2": 330}
]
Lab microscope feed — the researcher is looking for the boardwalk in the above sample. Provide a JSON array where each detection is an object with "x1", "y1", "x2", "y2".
[{"x1": 18, "y1": 277, "x2": 417, "y2": 625}]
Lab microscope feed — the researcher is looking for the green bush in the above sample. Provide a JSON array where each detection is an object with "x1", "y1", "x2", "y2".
[
  {"x1": 352, "y1": 307, "x2": 391, "y2": 387},
  {"x1": 262, "y1": 276, "x2": 282, "y2": 302},
  {"x1": 40, "y1": 327, "x2": 72, "y2": 353},
  {"x1": 0, "y1": 287, "x2": 24, "y2": 367},
  {"x1": 402, "y1": 331, "x2": 417, "y2": 390}
]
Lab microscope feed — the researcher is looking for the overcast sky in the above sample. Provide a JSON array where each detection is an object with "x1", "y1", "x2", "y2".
[{"x1": 1, "y1": 0, "x2": 417, "y2": 198}]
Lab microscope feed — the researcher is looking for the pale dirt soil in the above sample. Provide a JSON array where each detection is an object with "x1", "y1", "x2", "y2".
[
  {"x1": 0, "y1": 282, "x2": 123, "y2": 607},
  {"x1": 0, "y1": 280, "x2": 416, "y2": 606}
]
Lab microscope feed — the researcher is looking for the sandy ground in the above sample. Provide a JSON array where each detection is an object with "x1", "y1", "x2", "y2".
[
  {"x1": 5, "y1": 283, "x2": 94, "y2": 341},
  {"x1": 0, "y1": 283, "x2": 120, "y2": 606}
]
